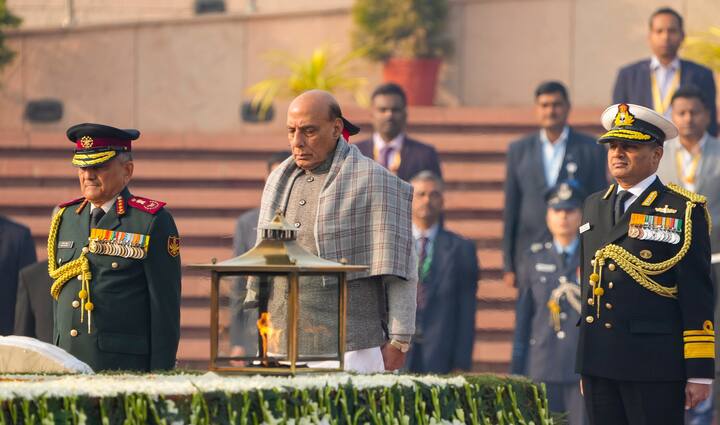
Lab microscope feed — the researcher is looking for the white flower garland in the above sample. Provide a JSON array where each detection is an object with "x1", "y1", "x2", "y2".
[{"x1": 0, "y1": 373, "x2": 467, "y2": 400}]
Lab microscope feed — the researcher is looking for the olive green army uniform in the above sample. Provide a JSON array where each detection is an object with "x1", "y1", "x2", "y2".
[
  {"x1": 50, "y1": 187, "x2": 181, "y2": 371},
  {"x1": 50, "y1": 122, "x2": 181, "y2": 372}
]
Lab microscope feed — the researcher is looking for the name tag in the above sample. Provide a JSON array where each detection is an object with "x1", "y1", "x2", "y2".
[
  {"x1": 579, "y1": 223, "x2": 591, "y2": 234},
  {"x1": 535, "y1": 263, "x2": 557, "y2": 273},
  {"x1": 58, "y1": 241, "x2": 74, "y2": 249}
]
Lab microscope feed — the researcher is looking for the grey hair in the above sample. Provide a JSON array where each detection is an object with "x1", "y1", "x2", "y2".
[
  {"x1": 116, "y1": 152, "x2": 133, "y2": 163},
  {"x1": 410, "y1": 170, "x2": 444, "y2": 192}
]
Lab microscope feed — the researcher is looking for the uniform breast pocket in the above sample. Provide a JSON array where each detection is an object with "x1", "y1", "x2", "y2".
[{"x1": 56, "y1": 247, "x2": 77, "y2": 266}]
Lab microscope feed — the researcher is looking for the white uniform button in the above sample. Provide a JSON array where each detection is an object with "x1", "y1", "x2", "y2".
[
  {"x1": 605, "y1": 323, "x2": 613, "y2": 329},
  {"x1": 111, "y1": 262, "x2": 119, "y2": 269},
  {"x1": 77, "y1": 275, "x2": 82, "y2": 280},
  {"x1": 605, "y1": 303, "x2": 613, "y2": 310},
  {"x1": 72, "y1": 300, "x2": 80, "y2": 308},
  {"x1": 299, "y1": 199, "x2": 307, "y2": 206},
  {"x1": 585, "y1": 316, "x2": 594, "y2": 323},
  {"x1": 608, "y1": 263, "x2": 616, "y2": 271},
  {"x1": 306, "y1": 176, "x2": 315, "y2": 182},
  {"x1": 608, "y1": 282, "x2": 614, "y2": 289},
  {"x1": 70, "y1": 329, "x2": 79, "y2": 337},
  {"x1": 294, "y1": 222, "x2": 301, "y2": 228}
]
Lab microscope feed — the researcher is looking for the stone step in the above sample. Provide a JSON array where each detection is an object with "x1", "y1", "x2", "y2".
[
  {"x1": 0, "y1": 133, "x2": 516, "y2": 157},
  {"x1": 0, "y1": 186, "x2": 505, "y2": 213},
  {"x1": 0, "y1": 157, "x2": 507, "y2": 184}
]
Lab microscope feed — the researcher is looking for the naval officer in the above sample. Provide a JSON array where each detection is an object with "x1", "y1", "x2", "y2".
[{"x1": 576, "y1": 104, "x2": 714, "y2": 424}]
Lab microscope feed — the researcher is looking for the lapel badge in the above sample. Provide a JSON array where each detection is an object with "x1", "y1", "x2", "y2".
[
  {"x1": 655, "y1": 205, "x2": 677, "y2": 214},
  {"x1": 116, "y1": 196, "x2": 126, "y2": 216},
  {"x1": 639, "y1": 250, "x2": 653, "y2": 259},
  {"x1": 167, "y1": 235, "x2": 181, "y2": 257},
  {"x1": 641, "y1": 191, "x2": 658, "y2": 206}
]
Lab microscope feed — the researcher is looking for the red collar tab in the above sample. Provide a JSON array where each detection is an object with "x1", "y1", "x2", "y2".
[
  {"x1": 75, "y1": 136, "x2": 132, "y2": 152},
  {"x1": 127, "y1": 196, "x2": 166, "y2": 215}
]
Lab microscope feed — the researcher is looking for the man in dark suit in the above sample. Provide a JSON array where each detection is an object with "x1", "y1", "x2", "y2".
[
  {"x1": 503, "y1": 81, "x2": 607, "y2": 288},
  {"x1": 656, "y1": 85, "x2": 719, "y2": 425},
  {"x1": 405, "y1": 170, "x2": 479, "y2": 374},
  {"x1": 0, "y1": 215, "x2": 37, "y2": 335},
  {"x1": 512, "y1": 180, "x2": 587, "y2": 425},
  {"x1": 229, "y1": 150, "x2": 290, "y2": 360},
  {"x1": 612, "y1": 7, "x2": 717, "y2": 136},
  {"x1": 354, "y1": 83, "x2": 442, "y2": 181},
  {"x1": 14, "y1": 260, "x2": 54, "y2": 343},
  {"x1": 577, "y1": 103, "x2": 714, "y2": 424}
]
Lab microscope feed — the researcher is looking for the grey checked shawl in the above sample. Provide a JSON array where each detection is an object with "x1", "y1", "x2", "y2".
[{"x1": 258, "y1": 137, "x2": 415, "y2": 282}]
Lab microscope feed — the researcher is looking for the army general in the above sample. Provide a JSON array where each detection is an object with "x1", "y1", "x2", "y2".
[
  {"x1": 48, "y1": 123, "x2": 181, "y2": 372},
  {"x1": 576, "y1": 104, "x2": 714, "y2": 424}
]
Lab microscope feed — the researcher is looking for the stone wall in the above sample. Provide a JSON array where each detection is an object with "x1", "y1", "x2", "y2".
[{"x1": 1, "y1": 0, "x2": 718, "y2": 132}]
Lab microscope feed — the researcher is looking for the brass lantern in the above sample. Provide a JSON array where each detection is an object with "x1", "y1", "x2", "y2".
[{"x1": 189, "y1": 211, "x2": 367, "y2": 374}]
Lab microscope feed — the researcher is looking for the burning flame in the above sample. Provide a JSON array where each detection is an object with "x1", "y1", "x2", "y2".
[{"x1": 257, "y1": 312, "x2": 282, "y2": 364}]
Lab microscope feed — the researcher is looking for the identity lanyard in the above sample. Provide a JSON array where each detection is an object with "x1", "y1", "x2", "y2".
[
  {"x1": 651, "y1": 67, "x2": 681, "y2": 115},
  {"x1": 675, "y1": 149, "x2": 701, "y2": 187},
  {"x1": 373, "y1": 144, "x2": 402, "y2": 173}
]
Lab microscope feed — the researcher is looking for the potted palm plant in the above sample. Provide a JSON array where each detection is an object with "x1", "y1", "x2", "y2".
[
  {"x1": 351, "y1": 0, "x2": 452, "y2": 106},
  {"x1": 245, "y1": 46, "x2": 368, "y2": 122}
]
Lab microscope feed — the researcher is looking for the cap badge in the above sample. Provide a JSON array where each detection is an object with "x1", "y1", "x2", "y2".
[
  {"x1": 557, "y1": 183, "x2": 572, "y2": 200},
  {"x1": 614, "y1": 103, "x2": 636, "y2": 127},
  {"x1": 80, "y1": 136, "x2": 94, "y2": 149}
]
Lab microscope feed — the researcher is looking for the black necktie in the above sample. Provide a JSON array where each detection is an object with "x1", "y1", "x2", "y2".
[
  {"x1": 561, "y1": 251, "x2": 569, "y2": 268},
  {"x1": 90, "y1": 207, "x2": 105, "y2": 228},
  {"x1": 614, "y1": 191, "x2": 633, "y2": 224}
]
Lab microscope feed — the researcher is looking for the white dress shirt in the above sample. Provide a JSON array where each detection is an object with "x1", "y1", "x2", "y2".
[
  {"x1": 540, "y1": 126, "x2": 569, "y2": 187},
  {"x1": 650, "y1": 56, "x2": 681, "y2": 119}
]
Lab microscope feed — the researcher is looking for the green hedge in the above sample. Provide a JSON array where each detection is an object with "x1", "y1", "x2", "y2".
[{"x1": 0, "y1": 373, "x2": 554, "y2": 425}]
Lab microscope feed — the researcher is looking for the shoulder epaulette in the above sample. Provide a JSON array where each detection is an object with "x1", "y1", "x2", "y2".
[
  {"x1": 58, "y1": 197, "x2": 85, "y2": 208},
  {"x1": 667, "y1": 183, "x2": 707, "y2": 204},
  {"x1": 602, "y1": 184, "x2": 615, "y2": 200},
  {"x1": 127, "y1": 196, "x2": 166, "y2": 215}
]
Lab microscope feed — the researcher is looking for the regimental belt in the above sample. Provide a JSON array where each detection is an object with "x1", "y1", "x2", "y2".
[
  {"x1": 88, "y1": 228, "x2": 149, "y2": 259},
  {"x1": 628, "y1": 213, "x2": 682, "y2": 244}
]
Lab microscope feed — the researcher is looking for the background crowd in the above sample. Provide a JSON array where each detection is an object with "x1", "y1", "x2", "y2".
[{"x1": 0, "y1": 5, "x2": 719, "y2": 425}]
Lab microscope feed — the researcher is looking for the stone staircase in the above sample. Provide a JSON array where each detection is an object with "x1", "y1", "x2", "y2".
[{"x1": 0, "y1": 106, "x2": 603, "y2": 373}]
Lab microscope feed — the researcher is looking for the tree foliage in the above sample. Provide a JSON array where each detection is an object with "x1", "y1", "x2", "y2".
[{"x1": 0, "y1": 0, "x2": 20, "y2": 72}]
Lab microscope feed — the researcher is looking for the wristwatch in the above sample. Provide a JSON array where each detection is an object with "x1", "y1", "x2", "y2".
[{"x1": 389, "y1": 339, "x2": 411, "y2": 353}]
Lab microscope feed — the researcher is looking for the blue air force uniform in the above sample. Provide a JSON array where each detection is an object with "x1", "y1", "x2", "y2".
[{"x1": 512, "y1": 181, "x2": 587, "y2": 425}]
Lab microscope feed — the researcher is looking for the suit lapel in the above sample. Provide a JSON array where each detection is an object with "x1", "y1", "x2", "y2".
[
  {"x1": 531, "y1": 134, "x2": 548, "y2": 189},
  {"x1": 558, "y1": 129, "x2": 578, "y2": 182},
  {"x1": 424, "y1": 230, "x2": 452, "y2": 298},
  {"x1": 695, "y1": 136, "x2": 717, "y2": 193},
  {"x1": 396, "y1": 138, "x2": 412, "y2": 178},
  {"x1": 640, "y1": 60, "x2": 653, "y2": 108},
  {"x1": 602, "y1": 178, "x2": 663, "y2": 245}
]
